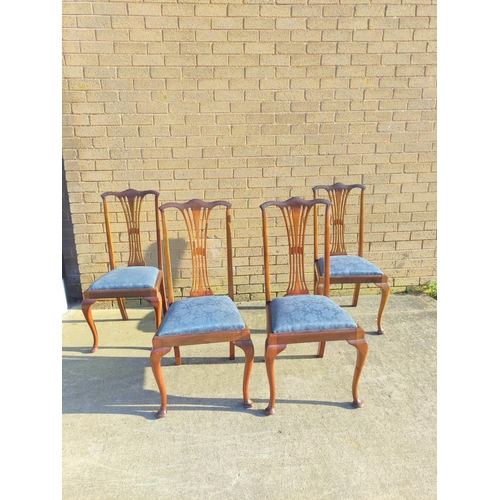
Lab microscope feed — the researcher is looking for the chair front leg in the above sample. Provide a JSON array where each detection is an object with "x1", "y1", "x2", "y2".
[
  {"x1": 347, "y1": 338, "x2": 368, "y2": 408},
  {"x1": 375, "y1": 282, "x2": 390, "y2": 334},
  {"x1": 144, "y1": 292, "x2": 162, "y2": 329},
  {"x1": 81, "y1": 298, "x2": 99, "y2": 353},
  {"x1": 150, "y1": 346, "x2": 173, "y2": 418},
  {"x1": 234, "y1": 339, "x2": 255, "y2": 408},
  {"x1": 264, "y1": 340, "x2": 287, "y2": 416}
]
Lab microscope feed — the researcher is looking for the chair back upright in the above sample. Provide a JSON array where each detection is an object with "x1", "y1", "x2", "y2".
[
  {"x1": 159, "y1": 199, "x2": 234, "y2": 305},
  {"x1": 101, "y1": 189, "x2": 162, "y2": 270},
  {"x1": 260, "y1": 197, "x2": 331, "y2": 303}
]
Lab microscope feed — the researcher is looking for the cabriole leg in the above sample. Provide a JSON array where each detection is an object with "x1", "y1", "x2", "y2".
[
  {"x1": 264, "y1": 340, "x2": 287, "y2": 416},
  {"x1": 81, "y1": 298, "x2": 99, "y2": 353},
  {"x1": 150, "y1": 346, "x2": 172, "y2": 419},
  {"x1": 375, "y1": 282, "x2": 390, "y2": 334},
  {"x1": 235, "y1": 339, "x2": 255, "y2": 408},
  {"x1": 144, "y1": 293, "x2": 162, "y2": 329},
  {"x1": 347, "y1": 338, "x2": 368, "y2": 408}
]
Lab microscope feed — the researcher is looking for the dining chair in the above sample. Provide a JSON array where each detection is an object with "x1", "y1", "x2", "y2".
[
  {"x1": 312, "y1": 182, "x2": 390, "y2": 334},
  {"x1": 150, "y1": 199, "x2": 254, "y2": 419},
  {"x1": 81, "y1": 189, "x2": 167, "y2": 353},
  {"x1": 260, "y1": 197, "x2": 368, "y2": 416}
]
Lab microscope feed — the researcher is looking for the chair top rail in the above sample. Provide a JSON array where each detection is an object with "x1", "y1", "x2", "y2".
[
  {"x1": 312, "y1": 182, "x2": 365, "y2": 194},
  {"x1": 101, "y1": 188, "x2": 160, "y2": 200}
]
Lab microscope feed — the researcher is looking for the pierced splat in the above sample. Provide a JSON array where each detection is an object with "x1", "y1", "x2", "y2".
[
  {"x1": 280, "y1": 200, "x2": 312, "y2": 295},
  {"x1": 180, "y1": 203, "x2": 215, "y2": 297},
  {"x1": 313, "y1": 182, "x2": 365, "y2": 256},
  {"x1": 102, "y1": 189, "x2": 159, "y2": 268},
  {"x1": 261, "y1": 197, "x2": 331, "y2": 297},
  {"x1": 160, "y1": 199, "x2": 232, "y2": 298}
]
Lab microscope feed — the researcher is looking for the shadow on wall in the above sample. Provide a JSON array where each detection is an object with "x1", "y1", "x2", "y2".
[
  {"x1": 152, "y1": 236, "x2": 228, "y2": 300},
  {"x1": 62, "y1": 160, "x2": 82, "y2": 303},
  {"x1": 145, "y1": 238, "x2": 188, "y2": 300}
]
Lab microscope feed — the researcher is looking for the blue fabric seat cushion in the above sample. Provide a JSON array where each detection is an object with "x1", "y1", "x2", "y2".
[
  {"x1": 157, "y1": 295, "x2": 246, "y2": 336},
  {"x1": 270, "y1": 294, "x2": 357, "y2": 334},
  {"x1": 317, "y1": 255, "x2": 383, "y2": 277},
  {"x1": 88, "y1": 266, "x2": 160, "y2": 291}
]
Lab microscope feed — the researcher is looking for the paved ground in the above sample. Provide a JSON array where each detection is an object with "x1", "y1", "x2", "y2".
[{"x1": 62, "y1": 293, "x2": 437, "y2": 500}]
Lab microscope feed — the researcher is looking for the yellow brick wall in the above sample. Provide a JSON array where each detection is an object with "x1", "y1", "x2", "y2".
[{"x1": 62, "y1": 0, "x2": 437, "y2": 303}]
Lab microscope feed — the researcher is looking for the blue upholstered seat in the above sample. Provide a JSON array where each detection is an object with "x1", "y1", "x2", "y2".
[
  {"x1": 88, "y1": 266, "x2": 160, "y2": 291},
  {"x1": 317, "y1": 255, "x2": 383, "y2": 277},
  {"x1": 270, "y1": 294, "x2": 357, "y2": 334},
  {"x1": 157, "y1": 295, "x2": 246, "y2": 336}
]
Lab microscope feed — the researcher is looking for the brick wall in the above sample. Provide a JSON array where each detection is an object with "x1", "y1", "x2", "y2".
[{"x1": 62, "y1": 0, "x2": 437, "y2": 303}]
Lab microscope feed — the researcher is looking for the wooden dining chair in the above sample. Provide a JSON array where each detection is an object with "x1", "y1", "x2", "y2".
[
  {"x1": 312, "y1": 182, "x2": 390, "y2": 334},
  {"x1": 150, "y1": 199, "x2": 254, "y2": 419},
  {"x1": 81, "y1": 189, "x2": 167, "y2": 353},
  {"x1": 260, "y1": 197, "x2": 368, "y2": 416}
]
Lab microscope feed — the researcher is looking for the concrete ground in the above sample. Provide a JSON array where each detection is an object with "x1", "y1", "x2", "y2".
[{"x1": 62, "y1": 293, "x2": 437, "y2": 500}]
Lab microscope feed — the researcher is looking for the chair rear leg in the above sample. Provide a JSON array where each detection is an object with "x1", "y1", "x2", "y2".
[
  {"x1": 229, "y1": 341, "x2": 235, "y2": 360},
  {"x1": 352, "y1": 283, "x2": 361, "y2": 307},
  {"x1": 234, "y1": 339, "x2": 255, "y2": 408},
  {"x1": 347, "y1": 338, "x2": 368, "y2": 408},
  {"x1": 315, "y1": 276, "x2": 325, "y2": 295},
  {"x1": 160, "y1": 280, "x2": 167, "y2": 315},
  {"x1": 150, "y1": 346, "x2": 173, "y2": 418},
  {"x1": 174, "y1": 347, "x2": 181, "y2": 365},
  {"x1": 264, "y1": 340, "x2": 287, "y2": 416},
  {"x1": 81, "y1": 298, "x2": 99, "y2": 353},
  {"x1": 375, "y1": 282, "x2": 390, "y2": 334},
  {"x1": 117, "y1": 297, "x2": 128, "y2": 320},
  {"x1": 317, "y1": 341, "x2": 326, "y2": 358}
]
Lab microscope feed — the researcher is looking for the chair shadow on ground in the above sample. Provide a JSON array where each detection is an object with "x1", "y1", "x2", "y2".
[
  {"x1": 62, "y1": 353, "x2": 358, "y2": 420},
  {"x1": 62, "y1": 307, "x2": 158, "y2": 332}
]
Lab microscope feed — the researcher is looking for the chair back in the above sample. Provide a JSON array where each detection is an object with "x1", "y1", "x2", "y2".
[
  {"x1": 312, "y1": 182, "x2": 365, "y2": 258},
  {"x1": 159, "y1": 199, "x2": 234, "y2": 303},
  {"x1": 101, "y1": 189, "x2": 162, "y2": 270},
  {"x1": 260, "y1": 197, "x2": 331, "y2": 303}
]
